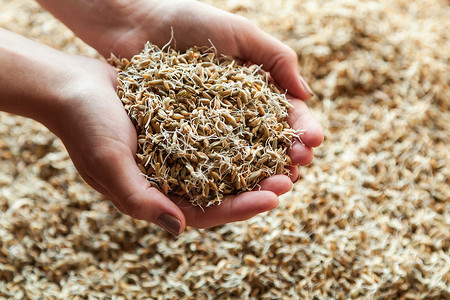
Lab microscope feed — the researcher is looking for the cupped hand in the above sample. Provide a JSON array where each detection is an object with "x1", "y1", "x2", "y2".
[
  {"x1": 43, "y1": 0, "x2": 323, "y2": 235},
  {"x1": 106, "y1": 0, "x2": 323, "y2": 222},
  {"x1": 52, "y1": 55, "x2": 318, "y2": 235},
  {"x1": 102, "y1": 0, "x2": 315, "y2": 99},
  {"x1": 102, "y1": 0, "x2": 324, "y2": 164}
]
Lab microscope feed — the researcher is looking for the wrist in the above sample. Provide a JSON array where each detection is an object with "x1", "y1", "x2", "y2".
[
  {"x1": 36, "y1": 0, "x2": 160, "y2": 58},
  {"x1": 0, "y1": 30, "x2": 66, "y2": 122},
  {"x1": 0, "y1": 29, "x2": 111, "y2": 137}
]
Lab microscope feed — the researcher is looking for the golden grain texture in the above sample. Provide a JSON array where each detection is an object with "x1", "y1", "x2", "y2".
[
  {"x1": 113, "y1": 43, "x2": 299, "y2": 206},
  {"x1": 0, "y1": 0, "x2": 449, "y2": 299}
]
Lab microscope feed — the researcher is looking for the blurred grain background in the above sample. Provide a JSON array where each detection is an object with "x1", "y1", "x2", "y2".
[{"x1": 0, "y1": 0, "x2": 449, "y2": 298}]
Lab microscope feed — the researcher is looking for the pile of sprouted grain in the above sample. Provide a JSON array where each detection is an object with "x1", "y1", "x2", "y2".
[{"x1": 111, "y1": 42, "x2": 302, "y2": 207}]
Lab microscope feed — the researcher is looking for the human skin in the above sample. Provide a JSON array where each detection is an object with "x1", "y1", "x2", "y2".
[{"x1": 1, "y1": 0, "x2": 323, "y2": 236}]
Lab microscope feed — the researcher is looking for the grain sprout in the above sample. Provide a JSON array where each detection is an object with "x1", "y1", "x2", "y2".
[{"x1": 111, "y1": 42, "x2": 302, "y2": 206}]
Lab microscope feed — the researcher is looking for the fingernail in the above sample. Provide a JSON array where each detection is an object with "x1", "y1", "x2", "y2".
[
  {"x1": 157, "y1": 214, "x2": 181, "y2": 236},
  {"x1": 300, "y1": 76, "x2": 314, "y2": 96}
]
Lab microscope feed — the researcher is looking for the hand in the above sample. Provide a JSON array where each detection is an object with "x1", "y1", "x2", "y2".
[
  {"x1": 37, "y1": 0, "x2": 317, "y2": 99},
  {"x1": 36, "y1": 0, "x2": 324, "y2": 234},
  {"x1": 108, "y1": 0, "x2": 324, "y2": 168},
  {"x1": 49, "y1": 56, "x2": 297, "y2": 235}
]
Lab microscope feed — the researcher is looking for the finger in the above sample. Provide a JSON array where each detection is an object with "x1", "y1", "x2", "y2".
[
  {"x1": 235, "y1": 20, "x2": 313, "y2": 100},
  {"x1": 87, "y1": 147, "x2": 186, "y2": 236},
  {"x1": 79, "y1": 172, "x2": 113, "y2": 199},
  {"x1": 178, "y1": 191, "x2": 279, "y2": 229},
  {"x1": 254, "y1": 175, "x2": 293, "y2": 195},
  {"x1": 287, "y1": 98, "x2": 324, "y2": 148},
  {"x1": 78, "y1": 171, "x2": 133, "y2": 214},
  {"x1": 287, "y1": 166, "x2": 299, "y2": 183},
  {"x1": 288, "y1": 142, "x2": 314, "y2": 166}
]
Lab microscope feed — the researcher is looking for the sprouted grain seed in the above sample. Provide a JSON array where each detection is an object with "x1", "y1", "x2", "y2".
[{"x1": 111, "y1": 42, "x2": 303, "y2": 206}]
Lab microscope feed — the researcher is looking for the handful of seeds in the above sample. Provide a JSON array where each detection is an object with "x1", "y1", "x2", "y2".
[{"x1": 111, "y1": 42, "x2": 302, "y2": 207}]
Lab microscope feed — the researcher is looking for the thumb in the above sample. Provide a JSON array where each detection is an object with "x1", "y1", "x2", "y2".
[
  {"x1": 87, "y1": 147, "x2": 186, "y2": 236},
  {"x1": 235, "y1": 19, "x2": 313, "y2": 100}
]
